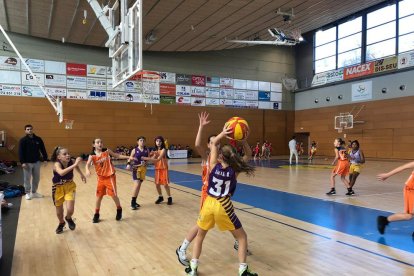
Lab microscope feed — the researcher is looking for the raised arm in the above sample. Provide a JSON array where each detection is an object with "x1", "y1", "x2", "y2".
[
  {"x1": 377, "y1": 161, "x2": 414, "y2": 181},
  {"x1": 210, "y1": 125, "x2": 232, "y2": 172},
  {"x1": 195, "y1": 111, "x2": 211, "y2": 161}
]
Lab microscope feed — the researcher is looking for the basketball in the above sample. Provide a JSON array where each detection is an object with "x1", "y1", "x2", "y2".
[{"x1": 225, "y1": 117, "x2": 249, "y2": 140}]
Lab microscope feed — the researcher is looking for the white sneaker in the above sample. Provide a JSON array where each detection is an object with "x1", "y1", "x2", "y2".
[
  {"x1": 31, "y1": 192, "x2": 43, "y2": 198},
  {"x1": 25, "y1": 193, "x2": 32, "y2": 200},
  {"x1": 176, "y1": 247, "x2": 189, "y2": 266}
]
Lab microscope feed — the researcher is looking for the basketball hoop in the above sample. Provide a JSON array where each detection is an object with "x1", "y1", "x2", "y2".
[{"x1": 64, "y1": 119, "x2": 74, "y2": 130}]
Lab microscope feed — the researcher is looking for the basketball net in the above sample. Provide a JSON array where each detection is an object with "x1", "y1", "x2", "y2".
[
  {"x1": 135, "y1": 71, "x2": 160, "y2": 114},
  {"x1": 64, "y1": 119, "x2": 74, "y2": 130}
]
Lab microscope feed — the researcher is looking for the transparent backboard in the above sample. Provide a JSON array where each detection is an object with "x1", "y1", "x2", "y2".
[{"x1": 109, "y1": 0, "x2": 142, "y2": 88}]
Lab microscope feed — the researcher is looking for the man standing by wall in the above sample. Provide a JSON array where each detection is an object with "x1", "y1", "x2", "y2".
[
  {"x1": 288, "y1": 136, "x2": 298, "y2": 165},
  {"x1": 18, "y1": 124, "x2": 48, "y2": 200}
]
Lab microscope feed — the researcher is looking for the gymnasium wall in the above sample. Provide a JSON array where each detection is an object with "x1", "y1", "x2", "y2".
[
  {"x1": 0, "y1": 32, "x2": 295, "y2": 160},
  {"x1": 294, "y1": 69, "x2": 414, "y2": 159},
  {"x1": 0, "y1": 96, "x2": 293, "y2": 161}
]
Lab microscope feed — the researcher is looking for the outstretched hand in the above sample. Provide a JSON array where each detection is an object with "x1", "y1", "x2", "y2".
[
  {"x1": 198, "y1": 111, "x2": 211, "y2": 127},
  {"x1": 377, "y1": 173, "x2": 389, "y2": 181}
]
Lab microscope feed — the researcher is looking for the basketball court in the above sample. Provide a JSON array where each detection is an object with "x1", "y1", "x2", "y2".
[{"x1": 0, "y1": 0, "x2": 414, "y2": 275}]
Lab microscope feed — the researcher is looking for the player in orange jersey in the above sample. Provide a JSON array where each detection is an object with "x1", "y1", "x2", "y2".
[
  {"x1": 326, "y1": 138, "x2": 350, "y2": 196},
  {"x1": 377, "y1": 161, "x2": 414, "y2": 235},
  {"x1": 85, "y1": 138, "x2": 130, "y2": 223}
]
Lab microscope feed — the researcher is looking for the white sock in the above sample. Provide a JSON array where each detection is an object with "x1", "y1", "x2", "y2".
[
  {"x1": 239, "y1": 263, "x2": 248, "y2": 272},
  {"x1": 191, "y1": 259, "x2": 199, "y2": 267},
  {"x1": 180, "y1": 239, "x2": 190, "y2": 251}
]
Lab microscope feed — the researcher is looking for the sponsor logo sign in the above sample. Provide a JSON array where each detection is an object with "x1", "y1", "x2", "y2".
[
  {"x1": 0, "y1": 56, "x2": 20, "y2": 70},
  {"x1": 67, "y1": 89, "x2": 87, "y2": 99},
  {"x1": 160, "y1": 95, "x2": 176, "y2": 104},
  {"x1": 398, "y1": 51, "x2": 414, "y2": 69},
  {"x1": 160, "y1": 83, "x2": 176, "y2": 95},
  {"x1": 0, "y1": 84, "x2": 21, "y2": 96},
  {"x1": 191, "y1": 75, "x2": 206, "y2": 86},
  {"x1": 374, "y1": 57, "x2": 397, "y2": 73},
  {"x1": 351, "y1": 81, "x2": 372, "y2": 102},
  {"x1": 67, "y1": 63, "x2": 87, "y2": 76},
  {"x1": 176, "y1": 96, "x2": 191, "y2": 105},
  {"x1": 176, "y1": 74, "x2": 191, "y2": 85},
  {"x1": 343, "y1": 62, "x2": 374, "y2": 80},
  {"x1": 206, "y1": 76, "x2": 220, "y2": 87},
  {"x1": 258, "y1": 91, "x2": 270, "y2": 101},
  {"x1": 160, "y1": 72, "x2": 176, "y2": 84},
  {"x1": 87, "y1": 65, "x2": 107, "y2": 78}
]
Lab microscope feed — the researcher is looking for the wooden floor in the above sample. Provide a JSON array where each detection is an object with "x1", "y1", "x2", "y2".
[{"x1": 9, "y1": 157, "x2": 414, "y2": 275}]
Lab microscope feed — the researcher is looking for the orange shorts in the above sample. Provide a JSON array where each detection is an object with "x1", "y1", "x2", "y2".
[
  {"x1": 332, "y1": 160, "x2": 349, "y2": 176},
  {"x1": 96, "y1": 174, "x2": 117, "y2": 197},
  {"x1": 155, "y1": 169, "x2": 169, "y2": 185},
  {"x1": 200, "y1": 184, "x2": 208, "y2": 210}
]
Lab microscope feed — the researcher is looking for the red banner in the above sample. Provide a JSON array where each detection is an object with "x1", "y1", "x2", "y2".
[
  {"x1": 343, "y1": 62, "x2": 374, "y2": 80},
  {"x1": 66, "y1": 63, "x2": 87, "y2": 76},
  {"x1": 191, "y1": 75, "x2": 206, "y2": 86},
  {"x1": 160, "y1": 83, "x2": 176, "y2": 96}
]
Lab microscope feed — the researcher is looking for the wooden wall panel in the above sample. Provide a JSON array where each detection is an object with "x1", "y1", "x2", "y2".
[
  {"x1": 295, "y1": 96, "x2": 414, "y2": 159},
  {"x1": 0, "y1": 97, "x2": 292, "y2": 161}
]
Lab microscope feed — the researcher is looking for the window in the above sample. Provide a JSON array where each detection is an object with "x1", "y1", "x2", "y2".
[
  {"x1": 366, "y1": 21, "x2": 396, "y2": 44},
  {"x1": 399, "y1": 33, "x2": 414, "y2": 53},
  {"x1": 367, "y1": 4, "x2": 396, "y2": 28},
  {"x1": 338, "y1": 17, "x2": 362, "y2": 38},
  {"x1": 338, "y1": 49, "x2": 361, "y2": 68},
  {"x1": 338, "y1": 33, "x2": 362, "y2": 53},
  {"x1": 315, "y1": 56, "x2": 336, "y2": 73},
  {"x1": 315, "y1": 27, "x2": 336, "y2": 46},
  {"x1": 314, "y1": 27, "x2": 337, "y2": 73},
  {"x1": 366, "y1": 38, "x2": 396, "y2": 60},
  {"x1": 399, "y1": 0, "x2": 414, "y2": 18},
  {"x1": 399, "y1": 15, "x2": 414, "y2": 36}
]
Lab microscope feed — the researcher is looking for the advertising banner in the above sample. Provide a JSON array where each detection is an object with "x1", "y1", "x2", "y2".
[
  {"x1": 176, "y1": 96, "x2": 191, "y2": 105},
  {"x1": 67, "y1": 89, "x2": 87, "y2": 99},
  {"x1": 87, "y1": 64, "x2": 107, "y2": 78},
  {"x1": 21, "y1": 72, "x2": 44, "y2": 86},
  {"x1": 191, "y1": 75, "x2": 206, "y2": 86},
  {"x1": 233, "y1": 100, "x2": 246, "y2": 108},
  {"x1": 107, "y1": 91, "x2": 126, "y2": 101},
  {"x1": 160, "y1": 83, "x2": 176, "y2": 95},
  {"x1": 220, "y1": 99, "x2": 233, "y2": 107},
  {"x1": 233, "y1": 90, "x2": 246, "y2": 100},
  {"x1": 21, "y1": 86, "x2": 44, "y2": 97},
  {"x1": 45, "y1": 87, "x2": 67, "y2": 98},
  {"x1": 246, "y1": 80, "x2": 258, "y2": 90},
  {"x1": 233, "y1": 79, "x2": 247, "y2": 89},
  {"x1": 160, "y1": 72, "x2": 176, "y2": 83},
  {"x1": 191, "y1": 97, "x2": 205, "y2": 106},
  {"x1": 220, "y1": 88, "x2": 234, "y2": 99},
  {"x1": 220, "y1": 77, "x2": 233, "y2": 88},
  {"x1": 0, "y1": 56, "x2": 20, "y2": 70},
  {"x1": 205, "y1": 98, "x2": 220, "y2": 106},
  {"x1": 270, "y1": 92, "x2": 282, "y2": 102},
  {"x1": 245, "y1": 90, "x2": 258, "y2": 100},
  {"x1": 373, "y1": 57, "x2": 397, "y2": 74},
  {"x1": 245, "y1": 100, "x2": 259, "y2": 109},
  {"x1": 190, "y1": 86, "x2": 205, "y2": 97},
  {"x1": 176, "y1": 74, "x2": 191, "y2": 85},
  {"x1": 271, "y1": 82, "x2": 283, "y2": 92},
  {"x1": 67, "y1": 76, "x2": 87, "y2": 89},
  {"x1": 87, "y1": 78, "x2": 107, "y2": 90},
  {"x1": 160, "y1": 95, "x2": 176, "y2": 104},
  {"x1": 205, "y1": 87, "x2": 220, "y2": 98},
  {"x1": 343, "y1": 62, "x2": 374, "y2": 80},
  {"x1": 0, "y1": 84, "x2": 21, "y2": 96},
  {"x1": 87, "y1": 90, "x2": 107, "y2": 100},
  {"x1": 176, "y1": 85, "x2": 191, "y2": 96},
  {"x1": 398, "y1": 51, "x2": 414, "y2": 69},
  {"x1": 22, "y1": 59, "x2": 44, "y2": 72},
  {"x1": 352, "y1": 81, "x2": 372, "y2": 101},
  {"x1": 206, "y1": 76, "x2": 220, "y2": 87},
  {"x1": 45, "y1": 74, "x2": 66, "y2": 87},
  {"x1": 258, "y1": 91, "x2": 270, "y2": 101},
  {"x1": 66, "y1": 63, "x2": 87, "y2": 76}
]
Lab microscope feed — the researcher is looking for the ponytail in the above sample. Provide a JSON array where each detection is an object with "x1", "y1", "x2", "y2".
[
  {"x1": 51, "y1": 146, "x2": 62, "y2": 162},
  {"x1": 221, "y1": 145, "x2": 255, "y2": 176}
]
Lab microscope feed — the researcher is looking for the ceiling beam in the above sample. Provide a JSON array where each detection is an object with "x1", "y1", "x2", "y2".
[
  {"x1": 0, "y1": 0, "x2": 9, "y2": 31},
  {"x1": 47, "y1": 0, "x2": 56, "y2": 38},
  {"x1": 26, "y1": 0, "x2": 31, "y2": 35},
  {"x1": 66, "y1": 0, "x2": 81, "y2": 40}
]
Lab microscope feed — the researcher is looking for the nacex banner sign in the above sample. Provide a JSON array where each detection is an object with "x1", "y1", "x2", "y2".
[{"x1": 343, "y1": 62, "x2": 374, "y2": 80}]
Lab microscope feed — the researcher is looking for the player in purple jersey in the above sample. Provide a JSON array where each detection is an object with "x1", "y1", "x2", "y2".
[
  {"x1": 126, "y1": 136, "x2": 150, "y2": 210},
  {"x1": 185, "y1": 125, "x2": 258, "y2": 276},
  {"x1": 51, "y1": 146, "x2": 86, "y2": 234}
]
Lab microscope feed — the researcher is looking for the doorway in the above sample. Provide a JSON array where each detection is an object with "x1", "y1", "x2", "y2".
[{"x1": 294, "y1": 132, "x2": 310, "y2": 157}]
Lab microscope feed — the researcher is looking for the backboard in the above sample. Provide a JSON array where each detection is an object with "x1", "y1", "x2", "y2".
[
  {"x1": 108, "y1": 0, "x2": 142, "y2": 88},
  {"x1": 335, "y1": 113, "x2": 353, "y2": 133}
]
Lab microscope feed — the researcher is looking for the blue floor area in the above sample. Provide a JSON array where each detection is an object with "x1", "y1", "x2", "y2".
[{"x1": 116, "y1": 164, "x2": 414, "y2": 257}]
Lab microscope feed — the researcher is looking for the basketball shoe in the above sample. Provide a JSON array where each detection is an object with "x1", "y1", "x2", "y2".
[
  {"x1": 377, "y1": 216, "x2": 389, "y2": 234},
  {"x1": 326, "y1": 188, "x2": 336, "y2": 195},
  {"x1": 92, "y1": 213, "x2": 100, "y2": 223},
  {"x1": 56, "y1": 222, "x2": 65, "y2": 234},
  {"x1": 65, "y1": 216, "x2": 76, "y2": 230},
  {"x1": 176, "y1": 247, "x2": 189, "y2": 266},
  {"x1": 239, "y1": 266, "x2": 258, "y2": 276},
  {"x1": 185, "y1": 261, "x2": 198, "y2": 276}
]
